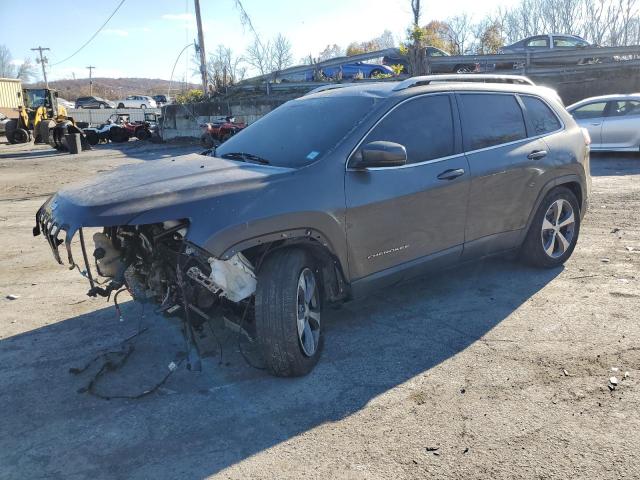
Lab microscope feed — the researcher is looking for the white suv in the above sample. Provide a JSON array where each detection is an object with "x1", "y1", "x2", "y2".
[{"x1": 115, "y1": 95, "x2": 157, "y2": 109}]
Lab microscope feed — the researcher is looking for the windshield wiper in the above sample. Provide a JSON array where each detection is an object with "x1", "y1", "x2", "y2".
[{"x1": 219, "y1": 152, "x2": 270, "y2": 165}]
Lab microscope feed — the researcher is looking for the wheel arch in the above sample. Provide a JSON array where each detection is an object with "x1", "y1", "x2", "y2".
[{"x1": 518, "y1": 174, "x2": 585, "y2": 244}]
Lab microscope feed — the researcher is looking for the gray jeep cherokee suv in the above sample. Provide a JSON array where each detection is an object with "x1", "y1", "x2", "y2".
[{"x1": 34, "y1": 76, "x2": 590, "y2": 376}]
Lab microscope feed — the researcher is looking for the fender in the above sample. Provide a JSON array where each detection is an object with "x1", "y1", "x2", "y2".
[
  {"x1": 516, "y1": 173, "x2": 586, "y2": 245},
  {"x1": 199, "y1": 211, "x2": 349, "y2": 277}
]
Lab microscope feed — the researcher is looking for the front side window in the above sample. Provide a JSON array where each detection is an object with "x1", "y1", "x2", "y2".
[
  {"x1": 608, "y1": 100, "x2": 640, "y2": 117},
  {"x1": 571, "y1": 102, "x2": 607, "y2": 120},
  {"x1": 522, "y1": 96, "x2": 561, "y2": 135},
  {"x1": 459, "y1": 94, "x2": 527, "y2": 150},
  {"x1": 359, "y1": 94, "x2": 455, "y2": 164}
]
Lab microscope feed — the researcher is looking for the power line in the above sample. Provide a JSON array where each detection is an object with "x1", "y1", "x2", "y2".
[{"x1": 51, "y1": 0, "x2": 126, "y2": 66}]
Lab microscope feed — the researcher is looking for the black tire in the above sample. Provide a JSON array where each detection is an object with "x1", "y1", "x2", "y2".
[
  {"x1": 135, "y1": 127, "x2": 150, "y2": 140},
  {"x1": 140, "y1": 104, "x2": 146, "y2": 109},
  {"x1": 117, "y1": 103, "x2": 125, "y2": 109},
  {"x1": 109, "y1": 127, "x2": 129, "y2": 143},
  {"x1": 521, "y1": 186, "x2": 581, "y2": 268},
  {"x1": 99, "y1": 103, "x2": 105, "y2": 109},
  {"x1": 369, "y1": 68, "x2": 383, "y2": 78},
  {"x1": 13, "y1": 128, "x2": 30, "y2": 144},
  {"x1": 200, "y1": 132, "x2": 215, "y2": 148},
  {"x1": 84, "y1": 130, "x2": 99, "y2": 145},
  {"x1": 255, "y1": 248, "x2": 323, "y2": 377},
  {"x1": 5, "y1": 119, "x2": 18, "y2": 144}
]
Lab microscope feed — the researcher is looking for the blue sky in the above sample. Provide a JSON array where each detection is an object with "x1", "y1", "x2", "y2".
[{"x1": 1, "y1": 0, "x2": 516, "y2": 81}]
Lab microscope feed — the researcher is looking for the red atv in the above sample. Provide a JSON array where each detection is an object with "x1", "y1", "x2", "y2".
[
  {"x1": 108, "y1": 114, "x2": 153, "y2": 143},
  {"x1": 200, "y1": 116, "x2": 246, "y2": 148}
]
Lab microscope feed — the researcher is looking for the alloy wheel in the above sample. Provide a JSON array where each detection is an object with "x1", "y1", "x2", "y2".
[
  {"x1": 541, "y1": 199, "x2": 576, "y2": 258},
  {"x1": 296, "y1": 268, "x2": 321, "y2": 357}
]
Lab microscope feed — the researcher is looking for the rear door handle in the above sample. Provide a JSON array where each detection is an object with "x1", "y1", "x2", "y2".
[
  {"x1": 527, "y1": 150, "x2": 548, "y2": 160},
  {"x1": 437, "y1": 168, "x2": 465, "y2": 180}
]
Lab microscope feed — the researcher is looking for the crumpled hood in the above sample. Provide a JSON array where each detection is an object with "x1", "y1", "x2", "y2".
[{"x1": 44, "y1": 153, "x2": 293, "y2": 237}]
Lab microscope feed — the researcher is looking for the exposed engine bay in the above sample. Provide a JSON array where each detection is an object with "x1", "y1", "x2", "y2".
[{"x1": 90, "y1": 221, "x2": 257, "y2": 321}]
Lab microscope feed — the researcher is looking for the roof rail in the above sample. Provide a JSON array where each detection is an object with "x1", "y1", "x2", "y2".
[{"x1": 391, "y1": 74, "x2": 535, "y2": 92}]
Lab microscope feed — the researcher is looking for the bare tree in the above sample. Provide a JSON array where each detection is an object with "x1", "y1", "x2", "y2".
[
  {"x1": 272, "y1": 34, "x2": 293, "y2": 71},
  {"x1": 317, "y1": 44, "x2": 344, "y2": 61},
  {"x1": 16, "y1": 58, "x2": 37, "y2": 82},
  {"x1": 446, "y1": 14, "x2": 472, "y2": 54},
  {"x1": 245, "y1": 38, "x2": 273, "y2": 76},
  {"x1": 0, "y1": 45, "x2": 13, "y2": 78},
  {"x1": 205, "y1": 45, "x2": 246, "y2": 90}
]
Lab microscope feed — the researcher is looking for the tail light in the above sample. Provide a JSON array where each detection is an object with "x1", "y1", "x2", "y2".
[{"x1": 581, "y1": 128, "x2": 591, "y2": 146}]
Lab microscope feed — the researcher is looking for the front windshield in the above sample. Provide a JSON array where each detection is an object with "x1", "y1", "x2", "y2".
[
  {"x1": 215, "y1": 95, "x2": 378, "y2": 168},
  {"x1": 24, "y1": 89, "x2": 47, "y2": 109}
]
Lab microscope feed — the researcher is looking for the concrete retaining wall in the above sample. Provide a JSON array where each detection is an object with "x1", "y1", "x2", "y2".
[{"x1": 160, "y1": 65, "x2": 640, "y2": 140}]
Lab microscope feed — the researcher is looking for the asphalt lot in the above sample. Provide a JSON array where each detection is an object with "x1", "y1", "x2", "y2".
[{"x1": 0, "y1": 139, "x2": 639, "y2": 479}]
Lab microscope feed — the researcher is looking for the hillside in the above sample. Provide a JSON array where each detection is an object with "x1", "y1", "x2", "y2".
[{"x1": 25, "y1": 77, "x2": 199, "y2": 101}]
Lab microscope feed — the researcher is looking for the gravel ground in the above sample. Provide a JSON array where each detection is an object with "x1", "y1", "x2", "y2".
[{"x1": 0, "y1": 139, "x2": 638, "y2": 480}]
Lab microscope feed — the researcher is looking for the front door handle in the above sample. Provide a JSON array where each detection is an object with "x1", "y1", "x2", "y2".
[
  {"x1": 591, "y1": 122, "x2": 602, "y2": 126},
  {"x1": 437, "y1": 168, "x2": 465, "y2": 180},
  {"x1": 527, "y1": 150, "x2": 548, "y2": 160}
]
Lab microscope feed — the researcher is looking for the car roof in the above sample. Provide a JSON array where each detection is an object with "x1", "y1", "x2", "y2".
[
  {"x1": 304, "y1": 76, "x2": 558, "y2": 103},
  {"x1": 567, "y1": 94, "x2": 640, "y2": 110}
]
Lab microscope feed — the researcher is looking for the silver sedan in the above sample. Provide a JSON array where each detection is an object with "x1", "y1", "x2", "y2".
[{"x1": 567, "y1": 94, "x2": 640, "y2": 151}]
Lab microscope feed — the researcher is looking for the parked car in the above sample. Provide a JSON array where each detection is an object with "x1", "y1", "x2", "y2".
[
  {"x1": 321, "y1": 62, "x2": 394, "y2": 79},
  {"x1": 115, "y1": 95, "x2": 157, "y2": 109},
  {"x1": 152, "y1": 95, "x2": 170, "y2": 106},
  {"x1": 75, "y1": 96, "x2": 115, "y2": 109},
  {"x1": 0, "y1": 112, "x2": 10, "y2": 134},
  {"x1": 497, "y1": 34, "x2": 606, "y2": 69},
  {"x1": 383, "y1": 47, "x2": 479, "y2": 74},
  {"x1": 567, "y1": 94, "x2": 640, "y2": 151},
  {"x1": 34, "y1": 76, "x2": 590, "y2": 377}
]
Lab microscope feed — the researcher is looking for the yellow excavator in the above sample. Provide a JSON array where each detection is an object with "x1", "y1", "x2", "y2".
[{"x1": 5, "y1": 87, "x2": 85, "y2": 150}]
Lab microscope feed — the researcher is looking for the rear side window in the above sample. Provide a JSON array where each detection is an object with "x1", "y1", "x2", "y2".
[
  {"x1": 608, "y1": 100, "x2": 640, "y2": 117},
  {"x1": 362, "y1": 94, "x2": 455, "y2": 164},
  {"x1": 522, "y1": 96, "x2": 561, "y2": 135},
  {"x1": 571, "y1": 102, "x2": 607, "y2": 120},
  {"x1": 526, "y1": 36, "x2": 549, "y2": 47},
  {"x1": 459, "y1": 94, "x2": 527, "y2": 150}
]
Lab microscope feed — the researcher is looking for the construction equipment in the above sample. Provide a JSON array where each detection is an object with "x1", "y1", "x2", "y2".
[{"x1": 5, "y1": 87, "x2": 86, "y2": 150}]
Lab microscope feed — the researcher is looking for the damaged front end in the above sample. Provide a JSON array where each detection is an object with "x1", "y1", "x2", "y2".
[{"x1": 34, "y1": 197, "x2": 257, "y2": 329}]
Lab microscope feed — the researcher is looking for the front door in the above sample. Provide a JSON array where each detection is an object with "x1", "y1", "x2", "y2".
[
  {"x1": 345, "y1": 93, "x2": 469, "y2": 280},
  {"x1": 570, "y1": 101, "x2": 608, "y2": 147},
  {"x1": 601, "y1": 99, "x2": 640, "y2": 149}
]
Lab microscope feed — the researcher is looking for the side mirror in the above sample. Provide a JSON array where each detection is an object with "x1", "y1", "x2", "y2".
[{"x1": 352, "y1": 141, "x2": 407, "y2": 169}]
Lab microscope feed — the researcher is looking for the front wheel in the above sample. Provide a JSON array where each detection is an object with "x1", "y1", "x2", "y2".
[
  {"x1": 140, "y1": 104, "x2": 146, "y2": 109},
  {"x1": 99, "y1": 104, "x2": 105, "y2": 109},
  {"x1": 521, "y1": 187, "x2": 581, "y2": 268},
  {"x1": 255, "y1": 248, "x2": 323, "y2": 377},
  {"x1": 117, "y1": 103, "x2": 125, "y2": 109}
]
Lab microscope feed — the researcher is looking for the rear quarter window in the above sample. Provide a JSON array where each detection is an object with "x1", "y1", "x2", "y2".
[
  {"x1": 521, "y1": 96, "x2": 561, "y2": 135},
  {"x1": 459, "y1": 93, "x2": 527, "y2": 150}
]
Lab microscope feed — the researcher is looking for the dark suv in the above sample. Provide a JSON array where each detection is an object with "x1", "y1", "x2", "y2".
[{"x1": 34, "y1": 75, "x2": 590, "y2": 377}]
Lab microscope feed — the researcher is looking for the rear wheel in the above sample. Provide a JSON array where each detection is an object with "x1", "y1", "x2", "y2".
[
  {"x1": 117, "y1": 103, "x2": 125, "y2": 109},
  {"x1": 200, "y1": 132, "x2": 215, "y2": 148},
  {"x1": 135, "y1": 127, "x2": 150, "y2": 140},
  {"x1": 370, "y1": 68, "x2": 383, "y2": 77},
  {"x1": 5, "y1": 119, "x2": 18, "y2": 144},
  {"x1": 99, "y1": 103, "x2": 105, "y2": 109},
  {"x1": 255, "y1": 248, "x2": 323, "y2": 377},
  {"x1": 140, "y1": 104, "x2": 146, "y2": 109},
  {"x1": 109, "y1": 127, "x2": 129, "y2": 143},
  {"x1": 13, "y1": 128, "x2": 30, "y2": 144},
  {"x1": 521, "y1": 187, "x2": 581, "y2": 268},
  {"x1": 84, "y1": 130, "x2": 99, "y2": 145}
]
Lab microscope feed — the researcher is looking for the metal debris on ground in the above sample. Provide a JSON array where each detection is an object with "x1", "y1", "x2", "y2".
[
  {"x1": 563, "y1": 369, "x2": 569, "y2": 376},
  {"x1": 601, "y1": 258, "x2": 611, "y2": 263},
  {"x1": 610, "y1": 376, "x2": 619, "y2": 386},
  {"x1": 6, "y1": 294, "x2": 20, "y2": 300},
  {"x1": 624, "y1": 372, "x2": 630, "y2": 379}
]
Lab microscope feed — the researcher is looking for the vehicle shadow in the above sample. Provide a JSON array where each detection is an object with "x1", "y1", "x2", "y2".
[
  {"x1": 0, "y1": 257, "x2": 560, "y2": 479},
  {"x1": 590, "y1": 152, "x2": 640, "y2": 176}
]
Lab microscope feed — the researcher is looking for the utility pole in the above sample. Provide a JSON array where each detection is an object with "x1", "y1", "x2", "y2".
[
  {"x1": 193, "y1": 0, "x2": 208, "y2": 95},
  {"x1": 86, "y1": 66, "x2": 95, "y2": 95},
  {"x1": 31, "y1": 46, "x2": 50, "y2": 87}
]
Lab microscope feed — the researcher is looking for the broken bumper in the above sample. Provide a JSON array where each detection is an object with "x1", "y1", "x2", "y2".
[{"x1": 33, "y1": 196, "x2": 76, "y2": 268}]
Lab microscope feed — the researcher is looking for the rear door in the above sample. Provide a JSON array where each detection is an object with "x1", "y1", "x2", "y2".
[
  {"x1": 458, "y1": 92, "x2": 548, "y2": 252},
  {"x1": 345, "y1": 93, "x2": 469, "y2": 280},
  {"x1": 569, "y1": 101, "x2": 608, "y2": 147},
  {"x1": 600, "y1": 99, "x2": 640, "y2": 149}
]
